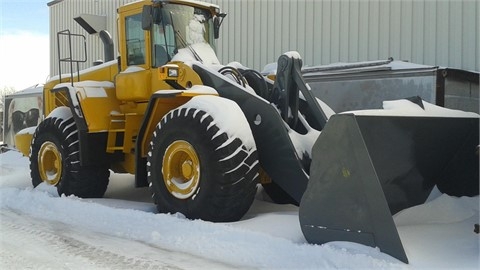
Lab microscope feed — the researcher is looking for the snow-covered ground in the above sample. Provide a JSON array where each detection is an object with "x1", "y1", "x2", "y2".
[{"x1": 1, "y1": 150, "x2": 478, "y2": 269}]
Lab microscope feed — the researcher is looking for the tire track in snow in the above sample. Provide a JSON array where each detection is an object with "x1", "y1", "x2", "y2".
[
  {"x1": 1, "y1": 210, "x2": 176, "y2": 269},
  {"x1": 1, "y1": 210, "x2": 236, "y2": 269}
]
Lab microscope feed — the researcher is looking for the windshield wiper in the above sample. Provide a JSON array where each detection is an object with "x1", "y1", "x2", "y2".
[{"x1": 169, "y1": 12, "x2": 203, "y2": 62}]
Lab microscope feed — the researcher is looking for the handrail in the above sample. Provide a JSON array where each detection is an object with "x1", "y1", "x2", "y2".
[{"x1": 56, "y1": 30, "x2": 87, "y2": 86}]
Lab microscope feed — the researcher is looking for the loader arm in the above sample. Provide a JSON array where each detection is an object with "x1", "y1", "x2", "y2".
[
  {"x1": 192, "y1": 62, "x2": 311, "y2": 203},
  {"x1": 192, "y1": 53, "x2": 333, "y2": 203},
  {"x1": 271, "y1": 52, "x2": 328, "y2": 131}
]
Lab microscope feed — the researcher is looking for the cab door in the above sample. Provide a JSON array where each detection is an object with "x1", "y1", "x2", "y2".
[{"x1": 116, "y1": 8, "x2": 152, "y2": 102}]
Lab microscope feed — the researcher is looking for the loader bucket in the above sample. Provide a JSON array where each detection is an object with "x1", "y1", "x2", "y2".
[{"x1": 299, "y1": 114, "x2": 479, "y2": 263}]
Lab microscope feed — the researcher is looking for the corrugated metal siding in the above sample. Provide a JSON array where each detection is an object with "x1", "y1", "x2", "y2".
[
  {"x1": 49, "y1": 0, "x2": 479, "y2": 76},
  {"x1": 49, "y1": 0, "x2": 137, "y2": 76},
  {"x1": 205, "y1": 0, "x2": 478, "y2": 72}
]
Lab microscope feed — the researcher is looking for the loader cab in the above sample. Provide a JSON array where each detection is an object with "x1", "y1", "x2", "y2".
[
  {"x1": 145, "y1": 3, "x2": 219, "y2": 67},
  {"x1": 116, "y1": 0, "x2": 224, "y2": 102},
  {"x1": 118, "y1": 1, "x2": 224, "y2": 72}
]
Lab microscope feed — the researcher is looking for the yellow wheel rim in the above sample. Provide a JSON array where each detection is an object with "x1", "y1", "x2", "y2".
[
  {"x1": 163, "y1": 140, "x2": 200, "y2": 199},
  {"x1": 38, "y1": 141, "x2": 63, "y2": 186}
]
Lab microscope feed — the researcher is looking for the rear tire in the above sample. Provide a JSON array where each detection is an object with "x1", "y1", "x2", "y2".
[
  {"x1": 147, "y1": 107, "x2": 259, "y2": 222},
  {"x1": 30, "y1": 113, "x2": 109, "y2": 198}
]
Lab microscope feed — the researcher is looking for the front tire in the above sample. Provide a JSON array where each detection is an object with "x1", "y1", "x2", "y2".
[
  {"x1": 30, "y1": 112, "x2": 109, "y2": 198},
  {"x1": 148, "y1": 107, "x2": 259, "y2": 222}
]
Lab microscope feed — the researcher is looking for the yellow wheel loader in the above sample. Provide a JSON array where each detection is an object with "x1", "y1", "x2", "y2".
[{"x1": 15, "y1": 0, "x2": 479, "y2": 263}]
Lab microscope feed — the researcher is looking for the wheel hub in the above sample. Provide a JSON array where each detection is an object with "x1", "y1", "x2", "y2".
[
  {"x1": 181, "y1": 160, "x2": 194, "y2": 179},
  {"x1": 163, "y1": 140, "x2": 200, "y2": 199},
  {"x1": 38, "y1": 141, "x2": 62, "y2": 186}
]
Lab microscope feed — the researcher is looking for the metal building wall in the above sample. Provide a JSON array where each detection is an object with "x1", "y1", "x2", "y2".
[
  {"x1": 48, "y1": 0, "x2": 479, "y2": 76},
  {"x1": 206, "y1": 0, "x2": 479, "y2": 72},
  {"x1": 48, "y1": 0, "x2": 137, "y2": 76}
]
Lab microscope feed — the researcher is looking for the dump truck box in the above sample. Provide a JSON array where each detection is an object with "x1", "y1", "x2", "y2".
[{"x1": 302, "y1": 60, "x2": 479, "y2": 114}]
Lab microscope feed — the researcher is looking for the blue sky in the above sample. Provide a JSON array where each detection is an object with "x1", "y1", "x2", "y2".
[
  {"x1": 1, "y1": 0, "x2": 49, "y2": 35},
  {"x1": 0, "y1": 0, "x2": 50, "y2": 91}
]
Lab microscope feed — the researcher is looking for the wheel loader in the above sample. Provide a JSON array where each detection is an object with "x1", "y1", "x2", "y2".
[{"x1": 15, "y1": 0, "x2": 479, "y2": 263}]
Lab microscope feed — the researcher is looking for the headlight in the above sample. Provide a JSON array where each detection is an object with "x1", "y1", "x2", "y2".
[
  {"x1": 168, "y1": 68, "x2": 178, "y2": 77},
  {"x1": 158, "y1": 64, "x2": 180, "y2": 80}
]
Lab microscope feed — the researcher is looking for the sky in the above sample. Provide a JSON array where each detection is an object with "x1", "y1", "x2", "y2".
[{"x1": 0, "y1": 0, "x2": 50, "y2": 91}]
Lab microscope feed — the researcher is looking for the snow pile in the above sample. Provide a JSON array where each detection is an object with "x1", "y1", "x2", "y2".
[
  {"x1": 49, "y1": 60, "x2": 118, "y2": 83},
  {"x1": 288, "y1": 126, "x2": 320, "y2": 161},
  {"x1": 345, "y1": 99, "x2": 480, "y2": 118},
  {"x1": 261, "y1": 62, "x2": 277, "y2": 76},
  {"x1": 394, "y1": 194, "x2": 479, "y2": 269},
  {"x1": 171, "y1": 42, "x2": 220, "y2": 66},
  {"x1": 16, "y1": 126, "x2": 36, "y2": 136},
  {"x1": 120, "y1": 66, "x2": 145, "y2": 74},
  {"x1": 283, "y1": 51, "x2": 302, "y2": 59},
  {"x1": 178, "y1": 95, "x2": 256, "y2": 150},
  {"x1": 395, "y1": 195, "x2": 478, "y2": 226},
  {"x1": 0, "y1": 186, "x2": 404, "y2": 269},
  {"x1": 316, "y1": 97, "x2": 336, "y2": 120},
  {"x1": 186, "y1": 14, "x2": 207, "y2": 44},
  {"x1": 1, "y1": 149, "x2": 478, "y2": 269}
]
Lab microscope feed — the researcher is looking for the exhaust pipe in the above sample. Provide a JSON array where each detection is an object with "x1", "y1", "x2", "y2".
[
  {"x1": 74, "y1": 14, "x2": 114, "y2": 62},
  {"x1": 99, "y1": 30, "x2": 114, "y2": 62}
]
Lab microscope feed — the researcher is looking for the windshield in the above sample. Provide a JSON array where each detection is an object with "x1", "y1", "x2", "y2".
[{"x1": 152, "y1": 4, "x2": 215, "y2": 60}]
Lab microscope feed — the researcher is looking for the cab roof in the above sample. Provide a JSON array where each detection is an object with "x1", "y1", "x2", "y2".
[{"x1": 119, "y1": 0, "x2": 220, "y2": 15}]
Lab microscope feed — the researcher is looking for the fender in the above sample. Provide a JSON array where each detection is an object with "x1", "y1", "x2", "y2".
[
  {"x1": 134, "y1": 88, "x2": 219, "y2": 187},
  {"x1": 51, "y1": 82, "x2": 119, "y2": 167}
]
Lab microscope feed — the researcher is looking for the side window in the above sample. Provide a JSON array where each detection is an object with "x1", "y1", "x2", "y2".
[
  {"x1": 164, "y1": 25, "x2": 176, "y2": 56},
  {"x1": 151, "y1": 24, "x2": 176, "y2": 67},
  {"x1": 125, "y1": 14, "x2": 145, "y2": 66}
]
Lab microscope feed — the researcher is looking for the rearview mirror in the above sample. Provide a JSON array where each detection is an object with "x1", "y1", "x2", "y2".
[
  {"x1": 213, "y1": 13, "x2": 227, "y2": 39},
  {"x1": 153, "y1": 6, "x2": 162, "y2": 24},
  {"x1": 142, "y1": 6, "x2": 153, "y2": 30}
]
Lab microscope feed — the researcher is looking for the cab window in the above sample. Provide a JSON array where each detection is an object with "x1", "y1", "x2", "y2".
[
  {"x1": 151, "y1": 23, "x2": 176, "y2": 67},
  {"x1": 125, "y1": 14, "x2": 145, "y2": 66}
]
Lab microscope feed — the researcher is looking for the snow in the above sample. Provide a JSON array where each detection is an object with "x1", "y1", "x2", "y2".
[
  {"x1": 265, "y1": 59, "x2": 438, "y2": 77},
  {"x1": 154, "y1": 85, "x2": 218, "y2": 96},
  {"x1": 1, "y1": 148, "x2": 478, "y2": 269},
  {"x1": 178, "y1": 95, "x2": 256, "y2": 150},
  {"x1": 302, "y1": 60, "x2": 435, "y2": 74},
  {"x1": 48, "y1": 60, "x2": 118, "y2": 83},
  {"x1": 2, "y1": 41, "x2": 479, "y2": 268},
  {"x1": 163, "y1": 0, "x2": 219, "y2": 10},
  {"x1": 345, "y1": 99, "x2": 480, "y2": 118},
  {"x1": 121, "y1": 66, "x2": 145, "y2": 74},
  {"x1": 284, "y1": 51, "x2": 302, "y2": 59},
  {"x1": 394, "y1": 195, "x2": 478, "y2": 227},
  {"x1": 5, "y1": 85, "x2": 43, "y2": 98},
  {"x1": 261, "y1": 62, "x2": 277, "y2": 76},
  {"x1": 187, "y1": 15, "x2": 207, "y2": 44},
  {"x1": 172, "y1": 43, "x2": 220, "y2": 66},
  {"x1": 287, "y1": 113, "x2": 321, "y2": 160},
  {"x1": 288, "y1": 127, "x2": 320, "y2": 162},
  {"x1": 226, "y1": 61, "x2": 249, "y2": 70},
  {"x1": 55, "y1": 80, "x2": 114, "y2": 89},
  {"x1": 46, "y1": 106, "x2": 72, "y2": 120},
  {"x1": 15, "y1": 126, "x2": 36, "y2": 135},
  {"x1": 184, "y1": 84, "x2": 218, "y2": 94},
  {"x1": 317, "y1": 97, "x2": 336, "y2": 119}
]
